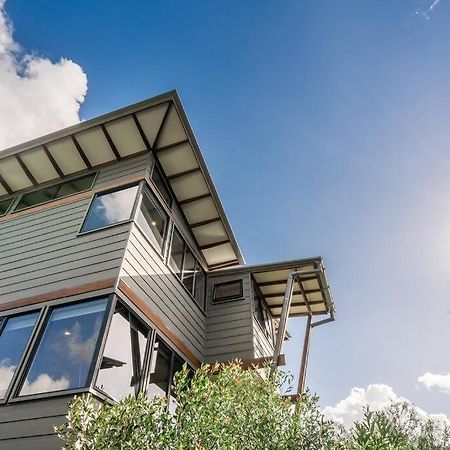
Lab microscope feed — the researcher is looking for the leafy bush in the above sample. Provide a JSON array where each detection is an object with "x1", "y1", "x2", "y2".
[{"x1": 56, "y1": 362, "x2": 450, "y2": 449}]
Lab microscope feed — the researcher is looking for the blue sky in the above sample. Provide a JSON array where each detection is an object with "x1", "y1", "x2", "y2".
[{"x1": 2, "y1": 0, "x2": 450, "y2": 418}]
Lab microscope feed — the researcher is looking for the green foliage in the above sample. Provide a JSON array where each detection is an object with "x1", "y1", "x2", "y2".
[{"x1": 56, "y1": 362, "x2": 450, "y2": 450}]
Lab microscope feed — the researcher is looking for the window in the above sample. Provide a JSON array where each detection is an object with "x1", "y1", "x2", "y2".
[
  {"x1": 0, "y1": 311, "x2": 39, "y2": 399},
  {"x1": 81, "y1": 184, "x2": 139, "y2": 232},
  {"x1": 135, "y1": 189, "x2": 169, "y2": 252},
  {"x1": 253, "y1": 282, "x2": 274, "y2": 341},
  {"x1": 151, "y1": 164, "x2": 172, "y2": 207},
  {"x1": 14, "y1": 173, "x2": 96, "y2": 212},
  {"x1": 19, "y1": 298, "x2": 109, "y2": 396},
  {"x1": 168, "y1": 228, "x2": 206, "y2": 309},
  {"x1": 213, "y1": 280, "x2": 243, "y2": 302},
  {"x1": 96, "y1": 303, "x2": 149, "y2": 401},
  {"x1": 0, "y1": 197, "x2": 14, "y2": 216}
]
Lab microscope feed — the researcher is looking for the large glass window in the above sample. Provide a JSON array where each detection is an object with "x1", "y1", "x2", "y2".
[
  {"x1": 0, "y1": 312, "x2": 39, "y2": 399},
  {"x1": 151, "y1": 165, "x2": 172, "y2": 207},
  {"x1": 147, "y1": 339, "x2": 171, "y2": 400},
  {"x1": 168, "y1": 228, "x2": 206, "y2": 308},
  {"x1": 135, "y1": 189, "x2": 168, "y2": 252},
  {"x1": 253, "y1": 282, "x2": 274, "y2": 341},
  {"x1": 15, "y1": 173, "x2": 96, "y2": 212},
  {"x1": 19, "y1": 298, "x2": 108, "y2": 396},
  {"x1": 81, "y1": 184, "x2": 139, "y2": 232},
  {"x1": 0, "y1": 197, "x2": 14, "y2": 216},
  {"x1": 96, "y1": 303, "x2": 148, "y2": 401},
  {"x1": 214, "y1": 280, "x2": 243, "y2": 303}
]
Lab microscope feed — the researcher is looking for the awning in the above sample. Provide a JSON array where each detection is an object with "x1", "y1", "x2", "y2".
[{"x1": 0, "y1": 91, "x2": 244, "y2": 269}]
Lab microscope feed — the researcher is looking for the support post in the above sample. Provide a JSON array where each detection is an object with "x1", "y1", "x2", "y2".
[{"x1": 297, "y1": 314, "x2": 312, "y2": 395}]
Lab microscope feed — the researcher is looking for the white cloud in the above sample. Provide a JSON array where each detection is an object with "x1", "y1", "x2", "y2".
[
  {"x1": 418, "y1": 372, "x2": 450, "y2": 394},
  {"x1": 414, "y1": 0, "x2": 443, "y2": 20},
  {"x1": 21, "y1": 373, "x2": 70, "y2": 396},
  {"x1": 323, "y1": 383, "x2": 450, "y2": 428},
  {"x1": 0, "y1": 0, "x2": 87, "y2": 150}
]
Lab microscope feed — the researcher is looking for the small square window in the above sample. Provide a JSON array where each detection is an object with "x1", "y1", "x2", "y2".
[{"x1": 213, "y1": 280, "x2": 243, "y2": 302}]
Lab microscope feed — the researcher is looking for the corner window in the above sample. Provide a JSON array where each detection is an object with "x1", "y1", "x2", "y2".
[
  {"x1": 0, "y1": 311, "x2": 39, "y2": 399},
  {"x1": 14, "y1": 173, "x2": 96, "y2": 212},
  {"x1": 19, "y1": 298, "x2": 109, "y2": 397},
  {"x1": 135, "y1": 189, "x2": 169, "y2": 252},
  {"x1": 253, "y1": 282, "x2": 274, "y2": 341},
  {"x1": 0, "y1": 197, "x2": 14, "y2": 216},
  {"x1": 151, "y1": 165, "x2": 172, "y2": 207},
  {"x1": 168, "y1": 228, "x2": 206, "y2": 309},
  {"x1": 213, "y1": 280, "x2": 243, "y2": 302},
  {"x1": 96, "y1": 303, "x2": 149, "y2": 401},
  {"x1": 81, "y1": 184, "x2": 139, "y2": 232}
]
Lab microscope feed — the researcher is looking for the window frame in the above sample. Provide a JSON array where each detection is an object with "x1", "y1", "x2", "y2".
[
  {"x1": 252, "y1": 279, "x2": 274, "y2": 343},
  {"x1": 0, "y1": 196, "x2": 16, "y2": 217},
  {"x1": 213, "y1": 279, "x2": 244, "y2": 303},
  {"x1": 149, "y1": 162, "x2": 173, "y2": 209},
  {"x1": 13, "y1": 171, "x2": 98, "y2": 213},
  {"x1": 79, "y1": 181, "x2": 142, "y2": 235},
  {"x1": 9, "y1": 295, "x2": 114, "y2": 404}
]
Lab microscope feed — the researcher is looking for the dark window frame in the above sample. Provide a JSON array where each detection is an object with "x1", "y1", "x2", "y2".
[
  {"x1": 0, "y1": 196, "x2": 15, "y2": 217},
  {"x1": 149, "y1": 162, "x2": 173, "y2": 209},
  {"x1": 213, "y1": 279, "x2": 244, "y2": 303},
  {"x1": 79, "y1": 181, "x2": 141, "y2": 234},
  {"x1": 252, "y1": 279, "x2": 274, "y2": 343},
  {"x1": 13, "y1": 172, "x2": 98, "y2": 213}
]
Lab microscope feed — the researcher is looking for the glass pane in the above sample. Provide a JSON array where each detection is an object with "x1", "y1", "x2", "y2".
[
  {"x1": 96, "y1": 306, "x2": 134, "y2": 400},
  {"x1": 148, "y1": 340, "x2": 171, "y2": 400},
  {"x1": 0, "y1": 198, "x2": 13, "y2": 216},
  {"x1": 55, "y1": 173, "x2": 96, "y2": 199},
  {"x1": 169, "y1": 230, "x2": 184, "y2": 278},
  {"x1": 135, "y1": 191, "x2": 167, "y2": 251},
  {"x1": 20, "y1": 298, "x2": 108, "y2": 396},
  {"x1": 0, "y1": 312, "x2": 39, "y2": 399},
  {"x1": 214, "y1": 280, "x2": 242, "y2": 301},
  {"x1": 182, "y1": 248, "x2": 196, "y2": 294},
  {"x1": 168, "y1": 355, "x2": 184, "y2": 413},
  {"x1": 82, "y1": 185, "x2": 138, "y2": 232},
  {"x1": 151, "y1": 165, "x2": 172, "y2": 207},
  {"x1": 194, "y1": 265, "x2": 206, "y2": 309},
  {"x1": 15, "y1": 185, "x2": 59, "y2": 211}
]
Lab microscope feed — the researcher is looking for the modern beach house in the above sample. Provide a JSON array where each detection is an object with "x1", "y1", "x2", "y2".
[{"x1": 0, "y1": 91, "x2": 335, "y2": 448}]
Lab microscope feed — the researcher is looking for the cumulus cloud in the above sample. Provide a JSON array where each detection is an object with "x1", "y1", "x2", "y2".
[
  {"x1": 21, "y1": 373, "x2": 70, "y2": 396},
  {"x1": 0, "y1": 0, "x2": 87, "y2": 150},
  {"x1": 323, "y1": 383, "x2": 450, "y2": 428},
  {"x1": 418, "y1": 372, "x2": 450, "y2": 394}
]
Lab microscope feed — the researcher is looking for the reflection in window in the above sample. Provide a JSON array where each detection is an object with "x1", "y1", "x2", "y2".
[
  {"x1": 194, "y1": 265, "x2": 206, "y2": 309},
  {"x1": 169, "y1": 230, "x2": 184, "y2": 277},
  {"x1": 148, "y1": 339, "x2": 171, "y2": 400},
  {"x1": 0, "y1": 198, "x2": 14, "y2": 216},
  {"x1": 168, "y1": 355, "x2": 184, "y2": 413},
  {"x1": 15, "y1": 173, "x2": 96, "y2": 211},
  {"x1": 135, "y1": 190, "x2": 168, "y2": 252},
  {"x1": 151, "y1": 165, "x2": 172, "y2": 207},
  {"x1": 214, "y1": 280, "x2": 243, "y2": 302},
  {"x1": 82, "y1": 184, "x2": 139, "y2": 232},
  {"x1": 182, "y1": 247, "x2": 196, "y2": 294},
  {"x1": 19, "y1": 298, "x2": 108, "y2": 396},
  {"x1": 96, "y1": 304, "x2": 148, "y2": 401},
  {"x1": 0, "y1": 312, "x2": 39, "y2": 399}
]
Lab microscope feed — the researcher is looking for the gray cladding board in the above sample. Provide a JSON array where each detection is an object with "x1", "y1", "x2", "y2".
[
  {"x1": 120, "y1": 224, "x2": 206, "y2": 362},
  {"x1": 205, "y1": 273, "x2": 254, "y2": 362},
  {"x1": 253, "y1": 319, "x2": 274, "y2": 359},
  {"x1": 0, "y1": 155, "x2": 150, "y2": 305},
  {"x1": 0, "y1": 395, "x2": 72, "y2": 448}
]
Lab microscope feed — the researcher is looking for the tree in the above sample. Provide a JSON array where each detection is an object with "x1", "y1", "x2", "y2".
[{"x1": 56, "y1": 362, "x2": 450, "y2": 450}]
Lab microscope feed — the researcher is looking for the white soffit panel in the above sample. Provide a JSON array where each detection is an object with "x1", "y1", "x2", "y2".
[
  {"x1": 260, "y1": 284, "x2": 286, "y2": 295},
  {"x1": 302, "y1": 279, "x2": 320, "y2": 291},
  {"x1": 192, "y1": 221, "x2": 228, "y2": 247},
  {"x1": 157, "y1": 142, "x2": 198, "y2": 176},
  {"x1": 21, "y1": 147, "x2": 59, "y2": 184},
  {"x1": 306, "y1": 291, "x2": 323, "y2": 302},
  {"x1": 253, "y1": 269, "x2": 293, "y2": 284},
  {"x1": 47, "y1": 138, "x2": 86, "y2": 175},
  {"x1": 170, "y1": 172, "x2": 209, "y2": 202},
  {"x1": 202, "y1": 242, "x2": 236, "y2": 266},
  {"x1": 155, "y1": 106, "x2": 187, "y2": 148},
  {"x1": 0, "y1": 185, "x2": 8, "y2": 197},
  {"x1": 75, "y1": 127, "x2": 116, "y2": 166},
  {"x1": 136, "y1": 102, "x2": 169, "y2": 148},
  {"x1": 310, "y1": 303, "x2": 327, "y2": 313},
  {"x1": 105, "y1": 116, "x2": 146, "y2": 157},
  {"x1": 181, "y1": 196, "x2": 219, "y2": 223},
  {"x1": 0, "y1": 157, "x2": 33, "y2": 191}
]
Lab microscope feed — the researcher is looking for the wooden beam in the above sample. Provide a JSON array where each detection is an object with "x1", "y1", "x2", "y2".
[
  {"x1": 179, "y1": 193, "x2": 211, "y2": 206},
  {"x1": 154, "y1": 139, "x2": 190, "y2": 153},
  {"x1": 71, "y1": 135, "x2": 92, "y2": 169},
  {"x1": 132, "y1": 113, "x2": 152, "y2": 151},
  {"x1": 167, "y1": 167, "x2": 201, "y2": 180},
  {"x1": 15, "y1": 155, "x2": 38, "y2": 186},
  {"x1": 101, "y1": 124, "x2": 122, "y2": 160},
  {"x1": 43, "y1": 144, "x2": 65, "y2": 177},
  {"x1": 152, "y1": 102, "x2": 172, "y2": 149},
  {"x1": 199, "y1": 239, "x2": 230, "y2": 251},
  {"x1": 0, "y1": 174, "x2": 12, "y2": 195},
  {"x1": 190, "y1": 217, "x2": 222, "y2": 228}
]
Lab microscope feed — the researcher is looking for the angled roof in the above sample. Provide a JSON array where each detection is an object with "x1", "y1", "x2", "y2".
[{"x1": 0, "y1": 90, "x2": 244, "y2": 269}]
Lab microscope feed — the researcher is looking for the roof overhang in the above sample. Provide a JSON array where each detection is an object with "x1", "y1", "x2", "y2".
[
  {"x1": 209, "y1": 257, "x2": 334, "y2": 318},
  {"x1": 0, "y1": 90, "x2": 244, "y2": 269}
]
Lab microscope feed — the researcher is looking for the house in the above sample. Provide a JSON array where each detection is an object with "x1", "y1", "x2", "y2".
[{"x1": 0, "y1": 91, "x2": 335, "y2": 449}]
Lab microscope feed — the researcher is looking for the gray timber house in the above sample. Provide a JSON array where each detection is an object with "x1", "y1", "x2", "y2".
[{"x1": 0, "y1": 91, "x2": 335, "y2": 449}]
